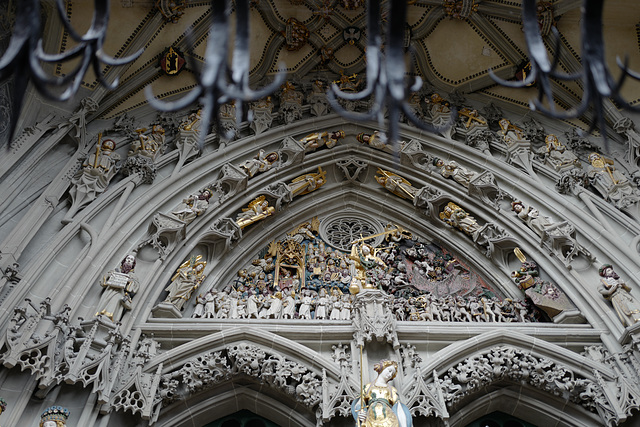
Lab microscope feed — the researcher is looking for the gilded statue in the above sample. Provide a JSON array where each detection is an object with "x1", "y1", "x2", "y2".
[
  {"x1": 179, "y1": 109, "x2": 202, "y2": 132},
  {"x1": 299, "y1": 130, "x2": 345, "y2": 152},
  {"x1": 288, "y1": 167, "x2": 327, "y2": 198},
  {"x1": 236, "y1": 196, "x2": 275, "y2": 229},
  {"x1": 375, "y1": 169, "x2": 418, "y2": 200},
  {"x1": 95, "y1": 254, "x2": 139, "y2": 322},
  {"x1": 351, "y1": 359, "x2": 413, "y2": 427},
  {"x1": 587, "y1": 152, "x2": 638, "y2": 207},
  {"x1": 598, "y1": 264, "x2": 640, "y2": 327},
  {"x1": 535, "y1": 134, "x2": 579, "y2": 171},
  {"x1": 498, "y1": 118, "x2": 526, "y2": 142},
  {"x1": 439, "y1": 202, "x2": 481, "y2": 237},
  {"x1": 457, "y1": 107, "x2": 486, "y2": 129},
  {"x1": 164, "y1": 255, "x2": 206, "y2": 311},
  {"x1": 129, "y1": 124, "x2": 165, "y2": 159}
]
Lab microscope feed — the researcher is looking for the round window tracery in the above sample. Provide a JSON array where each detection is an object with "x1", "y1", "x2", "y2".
[{"x1": 320, "y1": 214, "x2": 384, "y2": 251}]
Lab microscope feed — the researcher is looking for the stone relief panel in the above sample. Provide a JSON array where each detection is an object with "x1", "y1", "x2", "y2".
[{"x1": 189, "y1": 215, "x2": 546, "y2": 324}]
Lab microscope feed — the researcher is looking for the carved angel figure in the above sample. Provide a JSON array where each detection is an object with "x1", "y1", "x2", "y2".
[
  {"x1": 587, "y1": 152, "x2": 638, "y2": 207},
  {"x1": 164, "y1": 255, "x2": 206, "y2": 311},
  {"x1": 129, "y1": 124, "x2": 165, "y2": 160},
  {"x1": 598, "y1": 264, "x2": 640, "y2": 327},
  {"x1": 357, "y1": 131, "x2": 386, "y2": 150},
  {"x1": 351, "y1": 359, "x2": 413, "y2": 427},
  {"x1": 375, "y1": 168, "x2": 419, "y2": 200},
  {"x1": 171, "y1": 188, "x2": 212, "y2": 224},
  {"x1": 499, "y1": 118, "x2": 527, "y2": 144},
  {"x1": 299, "y1": 130, "x2": 345, "y2": 152},
  {"x1": 439, "y1": 202, "x2": 481, "y2": 237},
  {"x1": 236, "y1": 196, "x2": 275, "y2": 229},
  {"x1": 535, "y1": 134, "x2": 579, "y2": 171},
  {"x1": 288, "y1": 167, "x2": 327, "y2": 198},
  {"x1": 435, "y1": 159, "x2": 476, "y2": 188},
  {"x1": 95, "y1": 254, "x2": 139, "y2": 322},
  {"x1": 239, "y1": 150, "x2": 279, "y2": 178}
]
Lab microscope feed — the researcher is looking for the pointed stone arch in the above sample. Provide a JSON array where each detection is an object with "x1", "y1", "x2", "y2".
[
  {"x1": 415, "y1": 330, "x2": 640, "y2": 427},
  {"x1": 138, "y1": 328, "x2": 356, "y2": 426}
]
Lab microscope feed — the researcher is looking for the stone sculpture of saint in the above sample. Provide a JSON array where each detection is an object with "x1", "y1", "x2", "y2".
[
  {"x1": 348, "y1": 241, "x2": 385, "y2": 294},
  {"x1": 239, "y1": 150, "x2": 279, "y2": 178},
  {"x1": 598, "y1": 264, "x2": 640, "y2": 327},
  {"x1": 67, "y1": 136, "x2": 121, "y2": 219},
  {"x1": 95, "y1": 254, "x2": 139, "y2": 322},
  {"x1": 236, "y1": 196, "x2": 275, "y2": 229},
  {"x1": 375, "y1": 168, "x2": 418, "y2": 200},
  {"x1": 439, "y1": 202, "x2": 481, "y2": 238},
  {"x1": 164, "y1": 255, "x2": 207, "y2": 311},
  {"x1": 587, "y1": 152, "x2": 638, "y2": 207},
  {"x1": 351, "y1": 359, "x2": 413, "y2": 427},
  {"x1": 435, "y1": 158, "x2": 476, "y2": 188},
  {"x1": 288, "y1": 167, "x2": 327, "y2": 198},
  {"x1": 299, "y1": 130, "x2": 345, "y2": 152},
  {"x1": 536, "y1": 134, "x2": 579, "y2": 171},
  {"x1": 171, "y1": 188, "x2": 212, "y2": 224},
  {"x1": 129, "y1": 124, "x2": 165, "y2": 160}
]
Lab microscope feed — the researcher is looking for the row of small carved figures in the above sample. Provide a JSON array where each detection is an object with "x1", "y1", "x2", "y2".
[
  {"x1": 191, "y1": 289, "x2": 354, "y2": 320},
  {"x1": 190, "y1": 288, "x2": 541, "y2": 322},
  {"x1": 393, "y1": 295, "x2": 541, "y2": 323}
]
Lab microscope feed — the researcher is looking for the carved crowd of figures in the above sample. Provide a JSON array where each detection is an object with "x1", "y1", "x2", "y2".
[
  {"x1": 394, "y1": 294, "x2": 537, "y2": 323},
  {"x1": 192, "y1": 287, "x2": 353, "y2": 321},
  {"x1": 54, "y1": 95, "x2": 640, "y2": 331}
]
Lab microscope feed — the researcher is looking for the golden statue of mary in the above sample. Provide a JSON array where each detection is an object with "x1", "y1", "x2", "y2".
[{"x1": 352, "y1": 360, "x2": 413, "y2": 427}]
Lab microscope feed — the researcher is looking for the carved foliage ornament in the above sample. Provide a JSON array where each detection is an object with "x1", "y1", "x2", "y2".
[
  {"x1": 440, "y1": 345, "x2": 600, "y2": 411},
  {"x1": 159, "y1": 343, "x2": 322, "y2": 408}
]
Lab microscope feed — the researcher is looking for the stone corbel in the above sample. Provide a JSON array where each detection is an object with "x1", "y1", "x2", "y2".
[
  {"x1": 400, "y1": 139, "x2": 432, "y2": 171},
  {"x1": 413, "y1": 185, "x2": 448, "y2": 220},
  {"x1": 215, "y1": 163, "x2": 249, "y2": 200},
  {"x1": 278, "y1": 136, "x2": 306, "y2": 168}
]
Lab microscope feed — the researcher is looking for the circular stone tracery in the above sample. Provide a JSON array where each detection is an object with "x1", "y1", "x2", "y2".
[{"x1": 319, "y1": 214, "x2": 384, "y2": 250}]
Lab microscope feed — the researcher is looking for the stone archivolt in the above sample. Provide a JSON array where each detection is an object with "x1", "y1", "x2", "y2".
[{"x1": 5, "y1": 111, "x2": 640, "y2": 426}]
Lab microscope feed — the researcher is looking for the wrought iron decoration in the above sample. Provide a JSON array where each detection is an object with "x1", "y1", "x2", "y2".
[
  {"x1": 327, "y1": 0, "x2": 455, "y2": 148},
  {"x1": 491, "y1": 0, "x2": 640, "y2": 142},
  {"x1": 145, "y1": 0, "x2": 285, "y2": 147},
  {"x1": 2, "y1": 0, "x2": 640, "y2": 147},
  {"x1": 0, "y1": 0, "x2": 142, "y2": 143}
]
